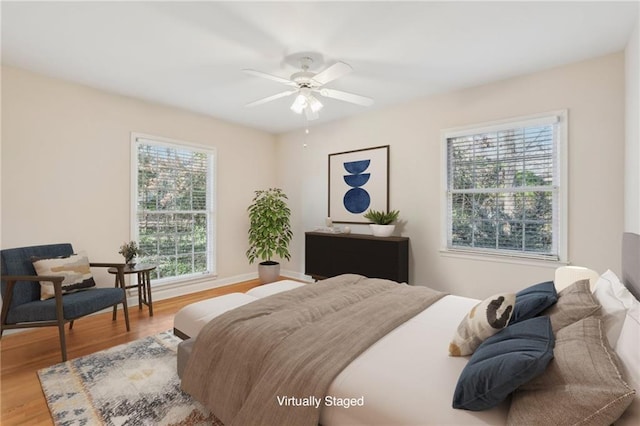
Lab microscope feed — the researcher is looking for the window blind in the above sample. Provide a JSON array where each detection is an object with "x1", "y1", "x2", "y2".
[
  {"x1": 134, "y1": 137, "x2": 215, "y2": 281},
  {"x1": 446, "y1": 118, "x2": 561, "y2": 260}
]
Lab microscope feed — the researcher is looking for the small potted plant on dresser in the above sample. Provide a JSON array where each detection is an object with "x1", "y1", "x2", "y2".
[
  {"x1": 363, "y1": 209, "x2": 400, "y2": 237},
  {"x1": 246, "y1": 188, "x2": 293, "y2": 283}
]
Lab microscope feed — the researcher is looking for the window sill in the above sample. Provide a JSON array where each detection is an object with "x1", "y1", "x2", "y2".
[{"x1": 439, "y1": 248, "x2": 569, "y2": 269}]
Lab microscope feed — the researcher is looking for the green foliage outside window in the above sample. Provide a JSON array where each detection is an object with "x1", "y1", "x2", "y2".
[
  {"x1": 448, "y1": 126, "x2": 555, "y2": 256},
  {"x1": 136, "y1": 143, "x2": 212, "y2": 280}
]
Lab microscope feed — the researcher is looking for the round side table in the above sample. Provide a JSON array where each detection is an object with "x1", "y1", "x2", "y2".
[{"x1": 108, "y1": 264, "x2": 157, "y2": 316}]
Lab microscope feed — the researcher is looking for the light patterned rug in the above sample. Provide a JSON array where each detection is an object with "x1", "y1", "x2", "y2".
[{"x1": 37, "y1": 331, "x2": 223, "y2": 425}]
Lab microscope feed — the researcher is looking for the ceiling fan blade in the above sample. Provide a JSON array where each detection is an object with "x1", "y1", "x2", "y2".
[
  {"x1": 311, "y1": 61, "x2": 352, "y2": 86},
  {"x1": 317, "y1": 88, "x2": 374, "y2": 107},
  {"x1": 245, "y1": 90, "x2": 297, "y2": 107},
  {"x1": 243, "y1": 69, "x2": 296, "y2": 86}
]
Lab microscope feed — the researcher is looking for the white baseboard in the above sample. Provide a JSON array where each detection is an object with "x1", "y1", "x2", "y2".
[{"x1": 126, "y1": 271, "x2": 259, "y2": 304}]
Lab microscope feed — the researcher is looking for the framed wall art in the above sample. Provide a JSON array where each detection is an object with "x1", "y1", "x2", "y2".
[{"x1": 328, "y1": 145, "x2": 389, "y2": 223}]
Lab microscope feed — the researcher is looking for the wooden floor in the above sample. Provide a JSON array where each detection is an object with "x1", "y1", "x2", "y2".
[{"x1": 0, "y1": 279, "x2": 262, "y2": 426}]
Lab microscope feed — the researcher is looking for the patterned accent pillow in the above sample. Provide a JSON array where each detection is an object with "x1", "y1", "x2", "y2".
[
  {"x1": 32, "y1": 251, "x2": 96, "y2": 300},
  {"x1": 449, "y1": 292, "x2": 516, "y2": 356}
]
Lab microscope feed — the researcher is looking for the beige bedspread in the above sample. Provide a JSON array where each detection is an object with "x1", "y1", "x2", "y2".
[{"x1": 181, "y1": 274, "x2": 446, "y2": 426}]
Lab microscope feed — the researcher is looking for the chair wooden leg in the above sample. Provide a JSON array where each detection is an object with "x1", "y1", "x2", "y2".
[
  {"x1": 1, "y1": 281, "x2": 15, "y2": 337},
  {"x1": 53, "y1": 284, "x2": 67, "y2": 361},
  {"x1": 58, "y1": 319, "x2": 68, "y2": 362},
  {"x1": 69, "y1": 320, "x2": 74, "y2": 330}
]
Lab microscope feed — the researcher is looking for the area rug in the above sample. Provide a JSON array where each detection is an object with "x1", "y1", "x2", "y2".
[{"x1": 37, "y1": 331, "x2": 223, "y2": 426}]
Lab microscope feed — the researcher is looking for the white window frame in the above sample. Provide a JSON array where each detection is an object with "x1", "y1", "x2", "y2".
[
  {"x1": 440, "y1": 110, "x2": 568, "y2": 266},
  {"x1": 131, "y1": 132, "x2": 217, "y2": 286}
]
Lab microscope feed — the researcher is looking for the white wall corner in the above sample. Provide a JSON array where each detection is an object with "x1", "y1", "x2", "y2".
[{"x1": 625, "y1": 18, "x2": 640, "y2": 234}]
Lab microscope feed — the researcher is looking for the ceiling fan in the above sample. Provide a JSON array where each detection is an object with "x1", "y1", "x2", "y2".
[{"x1": 243, "y1": 53, "x2": 373, "y2": 121}]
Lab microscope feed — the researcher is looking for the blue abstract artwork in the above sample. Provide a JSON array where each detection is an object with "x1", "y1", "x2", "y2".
[
  {"x1": 343, "y1": 159, "x2": 370, "y2": 174},
  {"x1": 343, "y1": 160, "x2": 371, "y2": 213},
  {"x1": 328, "y1": 145, "x2": 389, "y2": 223}
]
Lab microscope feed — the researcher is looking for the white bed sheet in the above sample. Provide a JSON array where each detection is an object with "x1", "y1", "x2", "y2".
[{"x1": 320, "y1": 294, "x2": 509, "y2": 426}]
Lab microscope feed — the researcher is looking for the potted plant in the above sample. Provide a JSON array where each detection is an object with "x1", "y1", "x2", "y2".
[
  {"x1": 119, "y1": 240, "x2": 139, "y2": 265},
  {"x1": 246, "y1": 188, "x2": 293, "y2": 283},
  {"x1": 363, "y1": 209, "x2": 400, "y2": 237}
]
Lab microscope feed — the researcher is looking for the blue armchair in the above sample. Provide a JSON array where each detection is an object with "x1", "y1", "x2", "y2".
[{"x1": 1, "y1": 243, "x2": 130, "y2": 361}]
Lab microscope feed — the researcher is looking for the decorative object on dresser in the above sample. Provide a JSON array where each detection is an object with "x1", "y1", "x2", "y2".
[
  {"x1": 246, "y1": 188, "x2": 293, "y2": 283},
  {"x1": 328, "y1": 145, "x2": 389, "y2": 223},
  {"x1": 363, "y1": 208, "x2": 400, "y2": 237},
  {"x1": 305, "y1": 231, "x2": 409, "y2": 283}
]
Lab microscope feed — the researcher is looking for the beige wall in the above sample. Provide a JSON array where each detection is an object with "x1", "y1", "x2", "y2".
[
  {"x1": 277, "y1": 53, "x2": 626, "y2": 298},
  {"x1": 626, "y1": 20, "x2": 640, "y2": 234},
  {"x1": 1, "y1": 66, "x2": 276, "y2": 292}
]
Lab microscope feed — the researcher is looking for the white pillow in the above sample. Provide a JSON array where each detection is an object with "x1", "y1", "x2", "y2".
[
  {"x1": 555, "y1": 265, "x2": 600, "y2": 292},
  {"x1": 593, "y1": 270, "x2": 636, "y2": 346},
  {"x1": 613, "y1": 299, "x2": 640, "y2": 425},
  {"x1": 449, "y1": 292, "x2": 515, "y2": 356}
]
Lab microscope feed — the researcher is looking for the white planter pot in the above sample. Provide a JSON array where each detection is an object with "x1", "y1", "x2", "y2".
[
  {"x1": 258, "y1": 261, "x2": 280, "y2": 284},
  {"x1": 369, "y1": 224, "x2": 395, "y2": 237}
]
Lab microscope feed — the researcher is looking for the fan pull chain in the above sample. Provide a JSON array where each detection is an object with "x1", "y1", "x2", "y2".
[{"x1": 303, "y1": 117, "x2": 310, "y2": 148}]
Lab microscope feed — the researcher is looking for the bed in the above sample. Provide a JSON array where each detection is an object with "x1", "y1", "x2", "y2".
[{"x1": 175, "y1": 232, "x2": 640, "y2": 426}]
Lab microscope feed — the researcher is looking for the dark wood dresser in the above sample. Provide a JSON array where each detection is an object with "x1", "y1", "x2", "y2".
[{"x1": 305, "y1": 231, "x2": 409, "y2": 283}]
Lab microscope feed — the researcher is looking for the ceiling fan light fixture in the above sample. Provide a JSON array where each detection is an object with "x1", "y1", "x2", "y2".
[
  {"x1": 245, "y1": 52, "x2": 371, "y2": 119},
  {"x1": 308, "y1": 95, "x2": 323, "y2": 113},
  {"x1": 290, "y1": 94, "x2": 307, "y2": 114}
]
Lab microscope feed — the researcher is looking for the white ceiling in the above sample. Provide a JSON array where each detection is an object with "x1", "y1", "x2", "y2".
[{"x1": 2, "y1": 1, "x2": 638, "y2": 134}]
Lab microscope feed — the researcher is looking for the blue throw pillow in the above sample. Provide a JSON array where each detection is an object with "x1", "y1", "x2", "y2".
[
  {"x1": 510, "y1": 281, "x2": 557, "y2": 324},
  {"x1": 452, "y1": 316, "x2": 555, "y2": 411}
]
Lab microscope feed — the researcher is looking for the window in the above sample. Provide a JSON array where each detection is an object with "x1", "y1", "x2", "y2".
[
  {"x1": 442, "y1": 111, "x2": 567, "y2": 262},
  {"x1": 132, "y1": 134, "x2": 216, "y2": 284}
]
